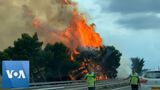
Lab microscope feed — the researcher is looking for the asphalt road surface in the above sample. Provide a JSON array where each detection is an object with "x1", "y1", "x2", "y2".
[{"x1": 111, "y1": 86, "x2": 130, "y2": 90}]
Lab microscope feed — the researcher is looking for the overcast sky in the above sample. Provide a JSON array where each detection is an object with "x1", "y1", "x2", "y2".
[{"x1": 76, "y1": 0, "x2": 160, "y2": 69}]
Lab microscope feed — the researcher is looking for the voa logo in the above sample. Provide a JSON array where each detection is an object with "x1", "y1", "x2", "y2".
[
  {"x1": 2, "y1": 61, "x2": 29, "y2": 88},
  {"x1": 6, "y1": 70, "x2": 26, "y2": 79}
]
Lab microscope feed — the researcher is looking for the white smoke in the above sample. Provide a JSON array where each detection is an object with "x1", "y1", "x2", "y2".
[{"x1": 117, "y1": 57, "x2": 132, "y2": 78}]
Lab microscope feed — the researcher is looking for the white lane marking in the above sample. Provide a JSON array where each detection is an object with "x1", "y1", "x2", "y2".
[
  {"x1": 112, "y1": 86, "x2": 130, "y2": 90},
  {"x1": 33, "y1": 86, "x2": 65, "y2": 90}
]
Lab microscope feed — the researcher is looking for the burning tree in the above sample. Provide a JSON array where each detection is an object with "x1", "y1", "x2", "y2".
[
  {"x1": 69, "y1": 46, "x2": 122, "y2": 80},
  {"x1": 0, "y1": 0, "x2": 122, "y2": 81},
  {"x1": 25, "y1": 0, "x2": 121, "y2": 80},
  {"x1": 99, "y1": 46, "x2": 122, "y2": 79}
]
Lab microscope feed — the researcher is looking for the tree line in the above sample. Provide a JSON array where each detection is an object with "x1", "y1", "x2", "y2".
[{"x1": 0, "y1": 33, "x2": 144, "y2": 82}]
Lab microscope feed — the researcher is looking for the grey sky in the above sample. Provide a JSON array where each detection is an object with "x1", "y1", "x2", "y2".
[
  {"x1": 76, "y1": 0, "x2": 160, "y2": 68},
  {"x1": 117, "y1": 14, "x2": 160, "y2": 30},
  {"x1": 107, "y1": 0, "x2": 160, "y2": 14}
]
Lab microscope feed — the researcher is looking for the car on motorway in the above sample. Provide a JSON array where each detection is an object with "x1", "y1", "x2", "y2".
[{"x1": 140, "y1": 70, "x2": 160, "y2": 90}]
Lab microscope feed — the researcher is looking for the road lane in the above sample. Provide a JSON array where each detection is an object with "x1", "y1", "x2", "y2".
[
  {"x1": 112, "y1": 86, "x2": 130, "y2": 90},
  {"x1": 33, "y1": 86, "x2": 65, "y2": 90}
]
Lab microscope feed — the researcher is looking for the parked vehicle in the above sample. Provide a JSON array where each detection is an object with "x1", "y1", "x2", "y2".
[{"x1": 140, "y1": 70, "x2": 160, "y2": 90}]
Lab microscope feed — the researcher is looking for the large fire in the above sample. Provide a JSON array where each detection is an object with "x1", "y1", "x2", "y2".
[
  {"x1": 63, "y1": 9, "x2": 102, "y2": 48},
  {"x1": 62, "y1": 9, "x2": 103, "y2": 60},
  {"x1": 30, "y1": 0, "x2": 106, "y2": 80},
  {"x1": 69, "y1": 59, "x2": 108, "y2": 80},
  {"x1": 32, "y1": 9, "x2": 103, "y2": 52},
  {"x1": 32, "y1": 8, "x2": 103, "y2": 61}
]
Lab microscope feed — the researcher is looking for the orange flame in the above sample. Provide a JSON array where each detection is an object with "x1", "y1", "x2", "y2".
[
  {"x1": 61, "y1": 9, "x2": 103, "y2": 61},
  {"x1": 63, "y1": 9, "x2": 103, "y2": 49},
  {"x1": 30, "y1": 7, "x2": 103, "y2": 61}
]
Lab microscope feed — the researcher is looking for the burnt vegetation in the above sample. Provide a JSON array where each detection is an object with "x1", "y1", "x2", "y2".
[{"x1": 0, "y1": 33, "x2": 122, "y2": 82}]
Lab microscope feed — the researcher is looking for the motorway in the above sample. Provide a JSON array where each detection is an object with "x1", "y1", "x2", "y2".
[
  {"x1": 32, "y1": 86, "x2": 131, "y2": 90},
  {"x1": 34, "y1": 86, "x2": 131, "y2": 90},
  {"x1": 111, "y1": 86, "x2": 130, "y2": 90},
  {"x1": 0, "y1": 79, "x2": 129, "y2": 90}
]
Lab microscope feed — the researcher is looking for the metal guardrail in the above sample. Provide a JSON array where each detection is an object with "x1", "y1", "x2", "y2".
[{"x1": 14, "y1": 79, "x2": 129, "y2": 90}]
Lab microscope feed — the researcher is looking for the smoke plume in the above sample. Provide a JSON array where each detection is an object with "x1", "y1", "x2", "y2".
[
  {"x1": 0, "y1": 0, "x2": 73, "y2": 50},
  {"x1": 117, "y1": 58, "x2": 132, "y2": 78}
]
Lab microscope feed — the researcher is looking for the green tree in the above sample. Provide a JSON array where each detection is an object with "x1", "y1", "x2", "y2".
[
  {"x1": 43, "y1": 43, "x2": 79, "y2": 81},
  {"x1": 0, "y1": 33, "x2": 43, "y2": 82},
  {"x1": 0, "y1": 33, "x2": 80, "y2": 82},
  {"x1": 100, "y1": 46, "x2": 122, "y2": 79},
  {"x1": 0, "y1": 51, "x2": 10, "y2": 75},
  {"x1": 131, "y1": 57, "x2": 144, "y2": 75}
]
